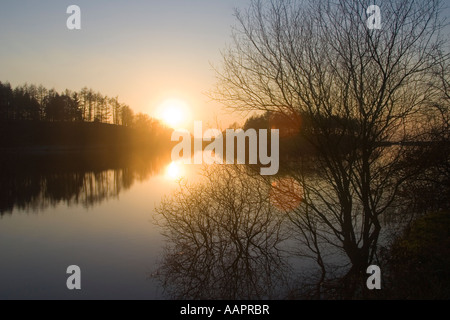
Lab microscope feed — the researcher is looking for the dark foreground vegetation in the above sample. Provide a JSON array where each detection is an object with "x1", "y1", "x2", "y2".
[{"x1": 381, "y1": 211, "x2": 450, "y2": 299}]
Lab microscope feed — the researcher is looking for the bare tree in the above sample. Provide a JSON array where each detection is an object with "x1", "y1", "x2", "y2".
[
  {"x1": 429, "y1": 59, "x2": 450, "y2": 141},
  {"x1": 214, "y1": 0, "x2": 449, "y2": 297},
  {"x1": 154, "y1": 166, "x2": 291, "y2": 299},
  {"x1": 110, "y1": 96, "x2": 122, "y2": 125},
  {"x1": 397, "y1": 59, "x2": 450, "y2": 217},
  {"x1": 121, "y1": 104, "x2": 134, "y2": 127}
]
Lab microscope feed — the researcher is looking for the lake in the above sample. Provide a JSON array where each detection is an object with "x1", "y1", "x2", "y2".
[
  {"x1": 0, "y1": 152, "x2": 347, "y2": 300},
  {"x1": 0, "y1": 152, "x2": 202, "y2": 299}
]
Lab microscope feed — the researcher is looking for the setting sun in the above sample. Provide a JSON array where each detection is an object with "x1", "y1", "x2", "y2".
[{"x1": 157, "y1": 99, "x2": 191, "y2": 129}]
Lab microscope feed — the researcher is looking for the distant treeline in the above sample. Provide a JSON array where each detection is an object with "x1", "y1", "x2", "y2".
[
  {"x1": 241, "y1": 111, "x2": 442, "y2": 156},
  {"x1": 0, "y1": 81, "x2": 175, "y2": 151},
  {"x1": 0, "y1": 81, "x2": 160, "y2": 130}
]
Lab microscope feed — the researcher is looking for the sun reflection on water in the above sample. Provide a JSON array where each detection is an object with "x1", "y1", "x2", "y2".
[{"x1": 165, "y1": 161, "x2": 185, "y2": 180}]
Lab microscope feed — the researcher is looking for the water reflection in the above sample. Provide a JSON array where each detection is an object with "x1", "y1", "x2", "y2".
[
  {"x1": 270, "y1": 177, "x2": 303, "y2": 212},
  {"x1": 153, "y1": 166, "x2": 292, "y2": 299},
  {"x1": 0, "y1": 152, "x2": 171, "y2": 215},
  {"x1": 165, "y1": 161, "x2": 185, "y2": 181}
]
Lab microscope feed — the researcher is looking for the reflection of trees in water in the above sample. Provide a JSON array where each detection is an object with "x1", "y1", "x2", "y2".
[
  {"x1": 211, "y1": 0, "x2": 448, "y2": 300},
  {"x1": 154, "y1": 166, "x2": 291, "y2": 299},
  {"x1": 0, "y1": 152, "x2": 169, "y2": 215}
]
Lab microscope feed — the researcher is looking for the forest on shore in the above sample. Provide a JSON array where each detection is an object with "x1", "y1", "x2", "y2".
[{"x1": 0, "y1": 82, "x2": 173, "y2": 152}]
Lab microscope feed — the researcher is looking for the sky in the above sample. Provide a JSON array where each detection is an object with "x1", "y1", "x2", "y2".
[
  {"x1": 1, "y1": 1, "x2": 449, "y2": 130},
  {"x1": 0, "y1": 0, "x2": 252, "y2": 128}
]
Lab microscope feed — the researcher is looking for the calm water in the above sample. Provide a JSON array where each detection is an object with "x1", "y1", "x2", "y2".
[
  {"x1": 0, "y1": 152, "x2": 331, "y2": 299},
  {"x1": 0, "y1": 152, "x2": 199, "y2": 299}
]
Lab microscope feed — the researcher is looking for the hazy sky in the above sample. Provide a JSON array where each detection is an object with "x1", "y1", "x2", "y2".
[
  {"x1": 1, "y1": 1, "x2": 448, "y2": 129},
  {"x1": 0, "y1": 0, "x2": 251, "y2": 127}
]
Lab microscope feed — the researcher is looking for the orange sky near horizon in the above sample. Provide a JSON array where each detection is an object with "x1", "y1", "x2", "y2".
[{"x1": 0, "y1": 0, "x2": 252, "y2": 130}]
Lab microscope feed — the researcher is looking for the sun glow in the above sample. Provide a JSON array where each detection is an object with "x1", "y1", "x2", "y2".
[
  {"x1": 166, "y1": 161, "x2": 184, "y2": 180},
  {"x1": 156, "y1": 98, "x2": 191, "y2": 129}
]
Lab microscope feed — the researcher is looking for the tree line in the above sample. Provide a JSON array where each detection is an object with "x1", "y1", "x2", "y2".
[{"x1": 0, "y1": 82, "x2": 157, "y2": 130}]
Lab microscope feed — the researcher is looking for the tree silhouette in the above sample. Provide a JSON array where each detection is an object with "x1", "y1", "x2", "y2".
[
  {"x1": 213, "y1": 0, "x2": 449, "y2": 297},
  {"x1": 0, "y1": 82, "x2": 153, "y2": 128},
  {"x1": 154, "y1": 166, "x2": 291, "y2": 299}
]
